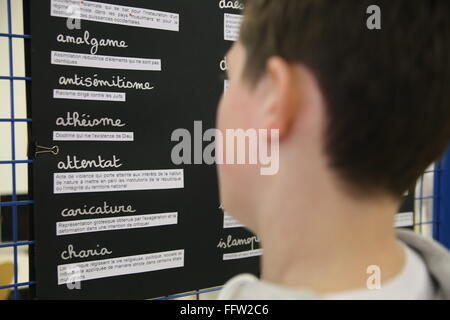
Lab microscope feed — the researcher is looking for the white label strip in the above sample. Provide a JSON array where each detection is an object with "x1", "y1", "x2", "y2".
[
  {"x1": 54, "y1": 169, "x2": 184, "y2": 194},
  {"x1": 57, "y1": 212, "x2": 178, "y2": 236},
  {"x1": 224, "y1": 79, "x2": 230, "y2": 93},
  {"x1": 224, "y1": 13, "x2": 243, "y2": 41},
  {"x1": 223, "y1": 249, "x2": 263, "y2": 261},
  {"x1": 51, "y1": 51, "x2": 161, "y2": 71},
  {"x1": 51, "y1": 0, "x2": 179, "y2": 31},
  {"x1": 395, "y1": 212, "x2": 414, "y2": 228},
  {"x1": 57, "y1": 249, "x2": 184, "y2": 285},
  {"x1": 53, "y1": 131, "x2": 134, "y2": 142},
  {"x1": 54, "y1": 89, "x2": 126, "y2": 102},
  {"x1": 223, "y1": 212, "x2": 244, "y2": 229}
]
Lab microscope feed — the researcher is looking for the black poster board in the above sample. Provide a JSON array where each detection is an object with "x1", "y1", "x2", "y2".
[
  {"x1": 29, "y1": 0, "x2": 259, "y2": 299},
  {"x1": 395, "y1": 189, "x2": 416, "y2": 229}
]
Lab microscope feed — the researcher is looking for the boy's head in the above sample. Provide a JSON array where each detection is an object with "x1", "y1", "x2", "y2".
[{"x1": 217, "y1": 0, "x2": 450, "y2": 228}]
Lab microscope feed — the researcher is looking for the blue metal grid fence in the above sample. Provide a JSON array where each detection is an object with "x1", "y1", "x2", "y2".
[
  {"x1": 0, "y1": 0, "x2": 449, "y2": 300},
  {"x1": 434, "y1": 157, "x2": 450, "y2": 249},
  {"x1": 0, "y1": 0, "x2": 34, "y2": 300}
]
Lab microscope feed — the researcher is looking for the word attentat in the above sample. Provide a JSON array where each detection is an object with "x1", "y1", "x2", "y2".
[
  {"x1": 61, "y1": 244, "x2": 113, "y2": 261},
  {"x1": 58, "y1": 74, "x2": 154, "y2": 91},
  {"x1": 56, "y1": 112, "x2": 126, "y2": 128},
  {"x1": 61, "y1": 201, "x2": 136, "y2": 218},
  {"x1": 57, "y1": 155, "x2": 122, "y2": 170},
  {"x1": 56, "y1": 30, "x2": 128, "y2": 54},
  {"x1": 219, "y1": 0, "x2": 244, "y2": 10}
]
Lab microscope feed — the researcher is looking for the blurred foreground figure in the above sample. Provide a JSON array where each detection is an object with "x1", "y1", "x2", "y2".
[{"x1": 216, "y1": 0, "x2": 450, "y2": 300}]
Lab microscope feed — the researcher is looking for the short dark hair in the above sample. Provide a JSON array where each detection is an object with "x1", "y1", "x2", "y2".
[{"x1": 240, "y1": 0, "x2": 450, "y2": 198}]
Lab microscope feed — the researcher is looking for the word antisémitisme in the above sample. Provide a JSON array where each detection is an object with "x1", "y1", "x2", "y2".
[
  {"x1": 58, "y1": 74, "x2": 154, "y2": 91},
  {"x1": 56, "y1": 30, "x2": 128, "y2": 55}
]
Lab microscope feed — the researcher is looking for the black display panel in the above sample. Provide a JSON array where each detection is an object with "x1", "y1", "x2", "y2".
[{"x1": 29, "y1": 0, "x2": 259, "y2": 299}]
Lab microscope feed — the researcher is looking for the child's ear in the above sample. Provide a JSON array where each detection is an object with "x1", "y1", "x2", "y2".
[{"x1": 258, "y1": 57, "x2": 300, "y2": 139}]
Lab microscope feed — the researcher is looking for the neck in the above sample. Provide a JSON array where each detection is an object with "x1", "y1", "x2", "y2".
[{"x1": 255, "y1": 163, "x2": 405, "y2": 294}]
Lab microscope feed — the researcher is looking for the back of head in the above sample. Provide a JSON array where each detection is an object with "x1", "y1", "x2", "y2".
[{"x1": 240, "y1": 0, "x2": 450, "y2": 199}]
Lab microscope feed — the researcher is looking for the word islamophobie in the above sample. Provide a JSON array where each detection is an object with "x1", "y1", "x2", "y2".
[{"x1": 217, "y1": 235, "x2": 260, "y2": 251}]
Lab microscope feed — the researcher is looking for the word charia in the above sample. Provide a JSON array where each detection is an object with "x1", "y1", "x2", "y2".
[
  {"x1": 217, "y1": 235, "x2": 260, "y2": 251},
  {"x1": 56, "y1": 112, "x2": 126, "y2": 128},
  {"x1": 61, "y1": 201, "x2": 136, "y2": 218},
  {"x1": 56, "y1": 30, "x2": 128, "y2": 55},
  {"x1": 58, "y1": 74, "x2": 154, "y2": 91},
  {"x1": 57, "y1": 155, "x2": 122, "y2": 170},
  {"x1": 61, "y1": 244, "x2": 113, "y2": 261},
  {"x1": 219, "y1": 0, "x2": 244, "y2": 10}
]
